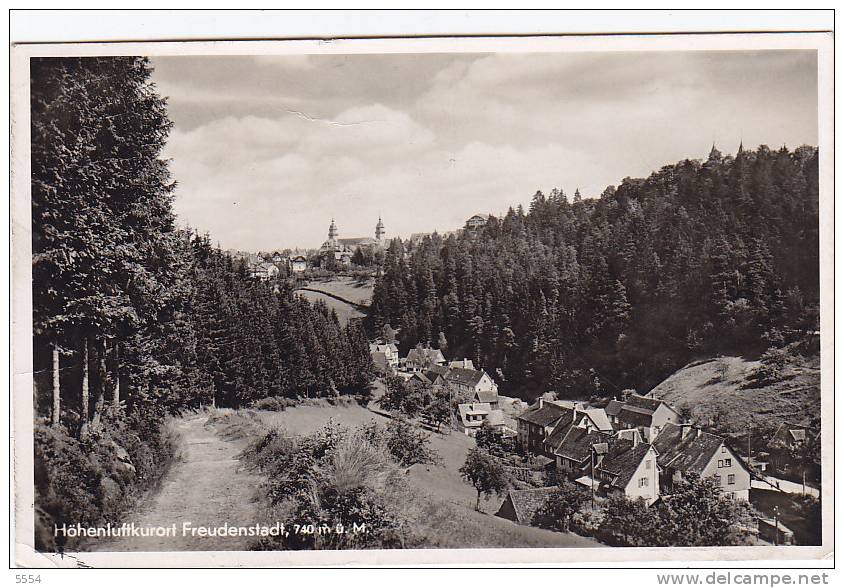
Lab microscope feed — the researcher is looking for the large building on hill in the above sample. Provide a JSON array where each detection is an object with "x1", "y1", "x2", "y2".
[{"x1": 319, "y1": 217, "x2": 386, "y2": 266}]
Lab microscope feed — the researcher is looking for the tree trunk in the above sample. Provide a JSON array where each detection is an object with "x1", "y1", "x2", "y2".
[
  {"x1": 112, "y1": 340, "x2": 120, "y2": 406},
  {"x1": 81, "y1": 335, "x2": 89, "y2": 424},
  {"x1": 51, "y1": 341, "x2": 61, "y2": 427},
  {"x1": 91, "y1": 339, "x2": 107, "y2": 426},
  {"x1": 476, "y1": 490, "x2": 481, "y2": 512}
]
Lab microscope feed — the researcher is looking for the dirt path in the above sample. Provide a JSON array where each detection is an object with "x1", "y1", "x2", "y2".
[{"x1": 92, "y1": 414, "x2": 265, "y2": 551}]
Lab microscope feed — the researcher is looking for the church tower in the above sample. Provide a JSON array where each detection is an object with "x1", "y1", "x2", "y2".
[
  {"x1": 328, "y1": 218, "x2": 338, "y2": 240},
  {"x1": 375, "y1": 216, "x2": 385, "y2": 242}
]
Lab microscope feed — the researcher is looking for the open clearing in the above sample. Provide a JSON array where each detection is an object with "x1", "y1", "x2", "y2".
[
  {"x1": 305, "y1": 276, "x2": 374, "y2": 306},
  {"x1": 649, "y1": 355, "x2": 820, "y2": 433},
  {"x1": 295, "y1": 290, "x2": 365, "y2": 325},
  {"x1": 256, "y1": 403, "x2": 599, "y2": 548}
]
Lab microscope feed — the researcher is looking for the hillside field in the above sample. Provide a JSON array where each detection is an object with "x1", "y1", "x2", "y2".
[
  {"x1": 648, "y1": 355, "x2": 820, "y2": 435},
  {"x1": 306, "y1": 276, "x2": 375, "y2": 306},
  {"x1": 250, "y1": 403, "x2": 599, "y2": 549},
  {"x1": 295, "y1": 290, "x2": 366, "y2": 325}
]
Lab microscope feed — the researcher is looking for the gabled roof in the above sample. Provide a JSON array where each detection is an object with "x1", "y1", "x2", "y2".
[
  {"x1": 406, "y1": 347, "x2": 446, "y2": 365},
  {"x1": 543, "y1": 409, "x2": 577, "y2": 450},
  {"x1": 457, "y1": 402, "x2": 492, "y2": 427},
  {"x1": 475, "y1": 390, "x2": 499, "y2": 403},
  {"x1": 554, "y1": 427, "x2": 612, "y2": 463},
  {"x1": 427, "y1": 364, "x2": 449, "y2": 376},
  {"x1": 651, "y1": 423, "x2": 737, "y2": 476},
  {"x1": 605, "y1": 399, "x2": 624, "y2": 417},
  {"x1": 410, "y1": 372, "x2": 432, "y2": 385},
  {"x1": 581, "y1": 408, "x2": 613, "y2": 432},
  {"x1": 624, "y1": 394, "x2": 664, "y2": 412},
  {"x1": 422, "y1": 369, "x2": 445, "y2": 384},
  {"x1": 617, "y1": 406, "x2": 655, "y2": 427},
  {"x1": 497, "y1": 486, "x2": 560, "y2": 524},
  {"x1": 517, "y1": 402, "x2": 568, "y2": 428},
  {"x1": 446, "y1": 367, "x2": 488, "y2": 388},
  {"x1": 598, "y1": 440, "x2": 654, "y2": 490}
]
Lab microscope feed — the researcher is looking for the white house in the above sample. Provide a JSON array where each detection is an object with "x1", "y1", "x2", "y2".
[{"x1": 652, "y1": 423, "x2": 752, "y2": 501}]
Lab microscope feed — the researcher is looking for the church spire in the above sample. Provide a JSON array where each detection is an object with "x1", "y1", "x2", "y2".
[
  {"x1": 328, "y1": 218, "x2": 338, "y2": 240},
  {"x1": 375, "y1": 215, "x2": 385, "y2": 242},
  {"x1": 708, "y1": 143, "x2": 722, "y2": 162}
]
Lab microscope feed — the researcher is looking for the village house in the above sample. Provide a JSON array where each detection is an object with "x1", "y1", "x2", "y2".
[
  {"x1": 465, "y1": 214, "x2": 488, "y2": 235},
  {"x1": 614, "y1": 393, "x2": 681, "y2": 442},
  {"x1": 289, "y1": 255, "x2": 308, "y2": 273},
  {"x1": 422, "y1": 365, "x2": 449, "y2": 387},
  {"x1": 516, "y1": 400, "x2": 569, "y2": 454},
  {"x1": 769, "y1": 422, "x2": 812, "y2": 451},
  {"x1": 369, "y1": 342, "x2": 400, "y2": 369},
  {"x1": 248, "y1": 261, "x2": 280, "y2": 280},
  {"x1": 652, "y1": 422, "x2": 752, "y2": 501},
  {"x1": 543, "y1": 407, "x2": 614, "y2": 457},
  {"x1": 445, "y1": 367, "x2": 500, "y2": 409},
  {"x1": 404, "y1": 347, "x2": 447, "y2": 371},
  {"x1": 605, "y1": 399, "x2": 624, "y2": 427},
  {"x1": 765, "y1": 422, "x2": 819, "y2": 477},
  {"x1": 590, "y1": 437, "x2": 661, "y2": 506},
  {"x1": 457, "y1": 402, "x2": 506, "y2": 437}
]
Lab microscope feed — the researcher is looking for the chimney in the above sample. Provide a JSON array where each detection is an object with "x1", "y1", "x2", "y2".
[{"x1": 538, "y1": 398, "x2": 544, "y2": 409}]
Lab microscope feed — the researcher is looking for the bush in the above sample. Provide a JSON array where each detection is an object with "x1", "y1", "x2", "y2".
[
  {"x1": 33, "y1": 410, "x2": 178, "y2": 552},
  {"x1": 244, "y1": 421, "x2": 421, "y2": 550},
  {"x1": 531, "y1": 484, "x2": 589, "y2": 532}
]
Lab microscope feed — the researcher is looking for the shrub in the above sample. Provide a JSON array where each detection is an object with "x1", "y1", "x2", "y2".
[
  {"x1": 531, "y1": 484, "x2": 589, "y2": 532},
  {"x1": 33, "y1": 410, "x2": 178, "y2": 552},
  {"x1": 245, "y1": 422, "x2": 419, "y2": 550}
]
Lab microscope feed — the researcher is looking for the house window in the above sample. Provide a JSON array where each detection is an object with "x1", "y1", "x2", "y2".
[
  {"x1": 721, "y1": 446, "x2": 727, "y2": 453},
  {"x1": 714, "y1": 475, "x2": 721, "y2": 486},
  {"x1": 725, "y1": 458, "x2": 732, "y2": 467},
  {"x1": 718, "y1": 459, "x2": 724, "y2": 468},
  {"x1": 728, "y1": 474, "x2": 735, "y2": 485},
  {"x1": 645, "y1": 460, "x2": 652, "y2": 470},
  {"x1": 639, "y1": 477, "x2": 648, "y2": 488}
]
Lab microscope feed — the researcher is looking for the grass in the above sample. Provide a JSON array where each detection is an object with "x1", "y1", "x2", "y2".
[
  {"x1": 295, "y1": 290, "x2": 366, "y2": 325},
  {"x1": 307, "y1": 276, "x2": 374, "y2": 305},
  {"x1": 246, "y1": 402, "x2": 599, "y2": 548},
  {"x1": 649, "y1": 355, "x2": 820, "y2": 434}
]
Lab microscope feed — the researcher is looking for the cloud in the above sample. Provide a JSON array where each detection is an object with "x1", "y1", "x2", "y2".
[{"x1": 153, "y1": 50, "x2": 818, "y2": 251}]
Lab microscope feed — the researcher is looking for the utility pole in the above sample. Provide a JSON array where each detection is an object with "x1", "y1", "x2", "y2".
[
  {"x1": 773, "y1": 506, "x2": 780, "y2": 546},
  {"x1": 747, "y1": 427, "x2": 751, "y2": 462},
  {"x1": 590, "y1": 447, "x2": 595, "y2": 511}
]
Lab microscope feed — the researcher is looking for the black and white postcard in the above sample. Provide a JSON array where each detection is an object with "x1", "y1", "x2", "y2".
[{"x1": 10, "y1": 30, "x2": 834, "y2": 567}]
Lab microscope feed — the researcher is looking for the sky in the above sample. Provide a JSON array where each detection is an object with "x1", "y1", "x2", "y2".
[{"x1": 150, "y1": 50, "x2": 818, "y2": 251}]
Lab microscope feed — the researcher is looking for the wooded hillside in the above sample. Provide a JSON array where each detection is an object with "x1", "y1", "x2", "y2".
[{"x1": 369, "y1": 145, "x2": 819, "y2": 399}]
